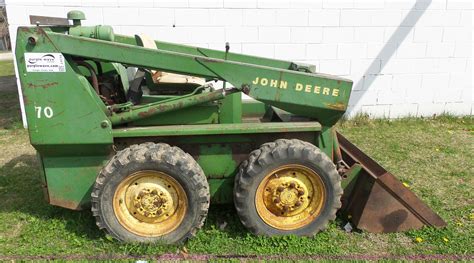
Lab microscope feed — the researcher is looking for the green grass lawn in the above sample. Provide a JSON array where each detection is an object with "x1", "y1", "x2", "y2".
[
  {"x1": 0, "y1": 60, "x2": 15, "y2": 77},
  {"x1": 0, "y1": 61, "x2": 472, "y2": 260}
]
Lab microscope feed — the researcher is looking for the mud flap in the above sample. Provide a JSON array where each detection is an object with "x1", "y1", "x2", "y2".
[{"x1": 336, "y1": 132, "x2": 446, "y2": 233}]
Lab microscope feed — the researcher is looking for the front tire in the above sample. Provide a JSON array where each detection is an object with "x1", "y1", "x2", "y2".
[
  {"x1": 234, "y1": 139, "x2": 342, "y2": 236},
  {"x1": 91, "y1": 143, "x2": 210, "y2": 244}
]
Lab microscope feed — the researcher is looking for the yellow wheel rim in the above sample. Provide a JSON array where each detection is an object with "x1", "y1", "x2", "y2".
[
  {"x1": 113, "y1": 170, "x2": 187, "y2": 237},
  {"x1": 255, "y1": 164, "x2": 326, "y2": 230}
]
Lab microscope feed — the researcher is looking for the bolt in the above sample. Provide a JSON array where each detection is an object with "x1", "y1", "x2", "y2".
[
  {"x1": 144, "y1": 211, "x2": 149, "y2": 217},
  {"x1": 282, "y1": 205, "x2": 289, "y2": 212},
  {"x1": 100, "y1": 120, "x2": 109, "y2": 128},
  {"x1": 273, "y1": 197, "x2": 281, "y2": 204},
  {"x1": 27, "y1": 36, "x2": 37, "y2": 45},
  {"x1": 289, "y1": 182, "x2": 296, "y2": 188},
  {"x1": 297, "y1": 189, "x2": 305, "y2": 196},
  {"x1": 151, "y1": 189, "x2": 158, "y2": 195},
  {"x1": 277, "y1": 186, "x2": 284, "y2": 192},
  {"x1": 295, "y1": 201, "x2": 302, "y2": 207}
]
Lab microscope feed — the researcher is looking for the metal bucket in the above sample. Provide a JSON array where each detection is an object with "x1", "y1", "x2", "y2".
[{"x1": 337, "y1": 132, "x2": 446, "y2": 232}]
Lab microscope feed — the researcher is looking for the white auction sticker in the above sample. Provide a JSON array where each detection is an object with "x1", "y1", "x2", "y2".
[{"x1": 25, "y1": 53, "x2": 66, "y2": 72}]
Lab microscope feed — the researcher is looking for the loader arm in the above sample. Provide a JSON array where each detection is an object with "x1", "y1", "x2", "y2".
[{"x1": 41, "y1": 29, "x2": 352, "y2": 126}]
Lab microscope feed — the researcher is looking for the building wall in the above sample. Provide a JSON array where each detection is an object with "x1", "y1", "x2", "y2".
[{"x1": 6, "y1": 0, "x2": 473, "y2": 120}]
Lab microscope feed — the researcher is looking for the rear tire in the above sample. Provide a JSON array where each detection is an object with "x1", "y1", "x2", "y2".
[
  {"x1": 91, "y1": 143, "x2": 209, "y2": 244},
  {"x1": 234, "y1": 139, "x2": 342, "y2": 236}
]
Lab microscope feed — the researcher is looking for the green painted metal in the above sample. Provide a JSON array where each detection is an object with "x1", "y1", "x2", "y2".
[
  {"x1": 67, "y1": 10, "x2": 85, "y2": 26},
  {"x1": 112, "y1": 122, "x2": 322, "y2": 138},
  {"x1": 109, "y1": 88, "x2": 228, "y2": 126},
  {"x1": 341, "y1": 164, "x2": 362, "y2": 189},
  {"x1": 43, "y1": 30, "x2": 352, "y2": 126},
  {"x1": 15, "y1": 16, "x2": 352, "y2": 209}
]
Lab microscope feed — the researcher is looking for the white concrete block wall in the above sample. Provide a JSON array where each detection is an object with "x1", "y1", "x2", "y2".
[{"x1": 6, "y1": 0, "x2": 473, "y2": 121}]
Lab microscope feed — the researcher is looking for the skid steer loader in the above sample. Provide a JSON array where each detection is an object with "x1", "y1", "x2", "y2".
[{"x1": 14, "y1": 11, "x2": 446, "y2": 243}]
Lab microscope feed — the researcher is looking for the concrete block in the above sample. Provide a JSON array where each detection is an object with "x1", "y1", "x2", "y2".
[
  {"x1": 276, "y1": 9, "x2": 308, "y2": 26},
  {"x1": 337, "y1": 43, "x2": 367, "y2": 59},
  {"x1": 340, "y1": 10, "x2": 372, "y2": 26},
  {"x1": 322, "y1": 27, "x2": 354, "y2": 43},
  {"x1": 306, "y1": 44, "x2": 337, "y2": 59},
  {"x1": 418, "y1": 103, "x2": 446, "y2": 117},
  {"x1": 257, "y1": 0, "x2": 291, "y2": 8},
  {"x1": 225, "y1": 26, "x2": 258, "y2": 42},
  {"x1": 396, "y1": 43, "x2": 427, "y2": 58},
  {"x1": 275, "y1": 44, "x2": 306, "y2": 60},
  {"x1": 443, "y1": 27, "x2": 472, "y2": 42},
  {"x1": 175, "y1": 9, "x2": 211, "y2": 26},
  {"x1": 242, "y1": 9, "x2": 276, "y2": 26},
  {"x1": 290, "y1": 27, "x2": 323, "y2": 43},
  {"x1": 189, "y1": 0, "x2": 224, "y2": 8},
  {"x1": 363, "y1": 74, "x2": 393, "y2": 91},
  {"x1": 413, "y1": 27, "x2": 443, "y2": 42},
  {"x1": 319, "y1": 59, "x2": 351, "y2": 75},
  {"x1": 210, "y1": 9, "x2": 243, "y2": 26},
  {"x1": 103, "y1": 7, "x2": 139, "y2": 25},
  {"x1": 360, "y1": 104, "x2": 390, "y2": 118},
  {"x1": 444, "y1": 102, "x2": 472, "y2": 115},
  {"x1": 389, "y1": 103, "x2": 419, "y2": 118},
  {"x1": 138, "y1": 8, "x2": 175, "y2": 26},
  {"x1": 154, "y1": 0, "x2": 188, "y2": 8},
  {"x1": 224, "y1": 0, "x2": 257, "y2": 8},
  {"x1": 242, "y1": 43, "x2": 274, "y2": 58},
  {"x1": 422, "y1": 73, "x2": 450, "y2": 90},
  {"x1": 350, "y1": 58, "x2": 381, "y2": 77},
  {"x1": 259, "y1": 27, "x2": 291, "y2": 43},
  {"x1": 354, "y1": 27, "x2": 384, "y2": 43},
  {"x1": 309, "y1": 10, "x2": 340, "y2": 26},
  {"x1": 119, "y1": 0, "x2": 153, "y2": 7},
  {"x1": 426, "y1": 43, "x2": 456, "y2": 58},
  {"x1": 290, "y1": 0, "x2": 323, "y2": 9}
]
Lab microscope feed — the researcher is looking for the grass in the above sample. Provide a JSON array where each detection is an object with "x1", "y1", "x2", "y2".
[
  {"x1": 0, "y1": 60, "x2": 15, "y2": 77},
  {"x1": 0, "y1": 60, "x2": 472, "y2": 260}
]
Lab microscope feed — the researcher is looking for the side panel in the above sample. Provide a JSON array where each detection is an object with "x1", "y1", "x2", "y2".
[
  {"x1": 15, "y1": 27, "x2": 114, "y2": 209},
  {"x1": 15, "y1": 27, "x2": 113, "y2": 147},
  {"x1": 43, "y1": 156, "x2": 109, "y2": 210}
]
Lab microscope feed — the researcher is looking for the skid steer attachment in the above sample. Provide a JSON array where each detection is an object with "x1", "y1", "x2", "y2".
[
  {"x1": 15, "y1": 11, "x2": 446, "y2": 243},
  {"x1": 337, "y1": 132, "x2": 446, "y2": 232}
]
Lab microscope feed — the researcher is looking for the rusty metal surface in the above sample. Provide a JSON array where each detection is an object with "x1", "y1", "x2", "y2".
[
  {"x1": 29, "y1": 15, "x2": 69, "y2": 26},
  {"x1": 337, "y1": 132, "x2": 446, "y2": 233}
]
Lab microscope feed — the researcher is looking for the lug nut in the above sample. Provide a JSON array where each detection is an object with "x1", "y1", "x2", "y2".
[
  {"x1": 295, "y1": 201, "x2": 302, "y2": 207},
  {"x1": 277, "y1": 186, "x2": 284, "y2": 192},
  {"x1": 151, "y1": 189, "x2": 158, "y2": 195},
  {"x1": 282, "y1": 205, "x2": 289, "y2": 212},
  {"x1": 273, "y1": 197, "x2": 281, "y2": 204},
  {"x1": 298, "y1": 189, "x2": 305, "y2": 196},
  {"x1": 289, "y1": 182, "x2": 296, "y2": 188}
]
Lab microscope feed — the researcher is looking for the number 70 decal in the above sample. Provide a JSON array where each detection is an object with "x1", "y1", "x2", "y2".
[{"x1": 35, "y1": 106, "x2": 54, "y2": 118}]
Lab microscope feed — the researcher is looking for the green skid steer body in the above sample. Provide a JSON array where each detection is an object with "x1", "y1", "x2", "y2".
[{"x1": 14, "y1": 11, "x2": 446, "y2": 243}]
